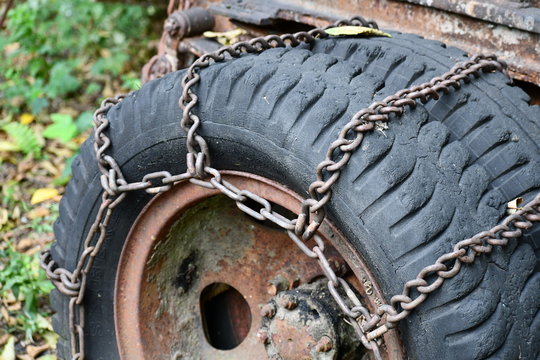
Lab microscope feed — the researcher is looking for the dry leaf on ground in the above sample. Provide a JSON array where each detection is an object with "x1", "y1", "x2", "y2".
[
  {"x1": 0, "y1": 335, "x2": 15, "y2": 360},
  {"x1": 30, "y1": 189, "x2": 59, "y2": 205}
]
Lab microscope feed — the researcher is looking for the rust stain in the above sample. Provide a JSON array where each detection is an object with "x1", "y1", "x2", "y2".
[{"x1": 115, "y1": 171, "x2": 404, "y2": 359}]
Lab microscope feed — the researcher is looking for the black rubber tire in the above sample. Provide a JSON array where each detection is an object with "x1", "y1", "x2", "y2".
[{"x1": 51, "y1": 33, "x2": 540, "y2": 359}]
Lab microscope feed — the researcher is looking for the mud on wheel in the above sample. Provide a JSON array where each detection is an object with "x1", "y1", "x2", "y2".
[{"x1": 47, "y1": 27, "x2": 540, "y2": 360}]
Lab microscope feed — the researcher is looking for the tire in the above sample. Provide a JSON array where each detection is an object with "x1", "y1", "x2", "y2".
[{"x1": 51, "y1": 33, "x2": 540, "y2": 359}]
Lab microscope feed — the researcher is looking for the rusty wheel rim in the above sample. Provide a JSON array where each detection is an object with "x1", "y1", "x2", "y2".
[{"x1": 115, "y1": 171, "x2": 404, "y2": 359}]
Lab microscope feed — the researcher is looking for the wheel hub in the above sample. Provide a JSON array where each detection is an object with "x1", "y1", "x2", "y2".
[
  {"x1": 114, "y1": 171, "x2": 403, "y2": 359},
  {"x1": 258, "y1": 281, "x2": 359, "y2": 360}
]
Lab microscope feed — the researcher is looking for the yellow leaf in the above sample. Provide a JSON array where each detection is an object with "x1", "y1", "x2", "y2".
[
  {"x1": 506, "y1": 197, "x2": 523, "y2": 215},
  {"x1": 31, "y1": 188, "x2": 59, "y2": 205},
  {"x1": 0, "y1": 335, "x2": 15, "y2": 360},
  {"x1": 43, "y1": 331, "x2": 58, "y2": 349},
  {"x1": 325, "y1": 26, "x2": 392, "y2": 38},
  {"x1": 203, "y1": 28, "x2": 246, "y2": 45},
  {"x1": 19, "y1": 113, "x2": 35, "y2": 125},
  {"x1": 0, "y1": 141, "x2": 19, "y2": 152}
]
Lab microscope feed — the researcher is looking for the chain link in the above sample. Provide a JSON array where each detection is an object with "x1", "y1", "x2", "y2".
[{"x1": 40, "y1": 16, "x2": 540, "y2": 360}]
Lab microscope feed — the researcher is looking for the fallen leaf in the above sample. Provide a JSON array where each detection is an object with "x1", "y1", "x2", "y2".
[
  {"x1": 11, "y1": 206, "x2": 20, "y2": 220},
  {"x1": 203, "y1": 28, "x2": 247, "y2": 45},
  {"x1": 0, "y1": 141, "x2": 19, "y2": 152},
  {"x1": 73, "y1": 134, "x2": 89, "y2": 145},
  {"x1": 3, "y1": 291, "x2": 16, "y2": 304},
  {"x1": 26, "y1": 343, "x2": 49, "y2": 358},
  {"x1": 0, "y1": 307, "x2": 8, "y2": 320},
  {"x1": 26, "y1": 207, "x2": 50, "y2": 220},
  {"x1": 42, "y1": 332, "x2": 58, "y2": 349},
  {"x1": 507, "y1": 197, "x2": 523, "y2": 215},
  {"x1": 15, "y1": 238, "x2": 36, "y2": 252},
  {"x1": 325, "y1": 26, "x2": 392, "y2": 38},
  {"x1": 40, "y1": 161, "x2": 59, "y2": 177},
  {"x1": 30, "y1": 188, "x2": 59, "y2": 205},
  {"x1": 102, "y1": 85, "x2": 114, "y2": 98},
  {"x1": 9, "y1": 96, "x2": 24, "y2": 108},
  {"x1": 6, "y1": 302, "x2": 20, "y2": 312},
  {"x1": 0, "y1": 209, "x2": 8, "y2": 227},
  {"x1": 0, "y1": 335, "x2": 15, "y2": 360},
  {"x1": 37, "y1": 356, "x2": 56, "y2": 360},
  {"x1": 0, "y1": 332, "x2": 7, "y2": 347},
  {"x1": 0, "y1": 307, "x2": 16, "y2": 327},
  {"x1": 16, "y1": 355, "x2": 33, "y2": 360},
  {"x1": 35, "y1": 314, "x2": 53, "y2": 331},
  {"x1": 57, "y1": 107, "x2": 79, "y2": 118},
  {"x1": 17, "y1": 158, "x2": 35, "y2": 176},
  {"x1": 100, "y1": 48, "x2": 111, "y2": 58},
  {"x1": 25, "y1": 246, "x2": 45, "y2": 256},
  {"x1": 19, "y1": 113, "x2": 35, "y2": 125}
]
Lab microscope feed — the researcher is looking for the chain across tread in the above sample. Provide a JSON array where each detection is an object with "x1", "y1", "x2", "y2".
[{"x1": 40, "y1": 17, "x2": 540, "y2": 360}]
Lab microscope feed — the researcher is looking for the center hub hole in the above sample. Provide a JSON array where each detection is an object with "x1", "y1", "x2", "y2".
[{"x1": 200, "y1": 282, "x2": 252, "y2": 350}]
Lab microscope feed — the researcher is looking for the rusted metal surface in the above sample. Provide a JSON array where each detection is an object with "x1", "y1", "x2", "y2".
[
  {"x1": 114, "y1": 172, "x2": 403, "y2": 359},
  {"x1": 259, "y1": 281, "x2": 361, "y2": 359},
  {"x1": 210, "y1": 0, "x2": 540, "y2": 84},
  {"x1": 200, "y1": 282, "x2": 252, "y2": 350},
  {"x1": 183, "y1": 36, "x2": 222, "y2": 57},
  {"x1": 141, "y1": 6, "x2": 214, "y2": 83},
  {"x1": 401, "y1": 0, "x2": 540, "y2": 33},
  {"x1": 515, "y1": 79, "x2": 540, "y2": 105}
]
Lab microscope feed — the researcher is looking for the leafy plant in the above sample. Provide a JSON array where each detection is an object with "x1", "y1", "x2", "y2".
[
  {"x1": 43, "y1": 113, "x2": 78, "y2": 143},
  {"x1": 0, "y1": 0, "x2": 162, "y2": 354},
  {"x1": 0, "y1": 244, "x2": 54, "y2": 340},
  {"x1": 0, "y1": 122, "x2": 41, "y2": 156},
  {"x1": 0, "y1": 0, "x2": 157, "y2": 116},
  {"x1": 75, "y1": 111, "x2": 94, "y2": 133}
]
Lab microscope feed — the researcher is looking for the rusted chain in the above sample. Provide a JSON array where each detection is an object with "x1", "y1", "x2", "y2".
[{"x1": 40, "y1": 16, "x2": 540, "y2": 360}]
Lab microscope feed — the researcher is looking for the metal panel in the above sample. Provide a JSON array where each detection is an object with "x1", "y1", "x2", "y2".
[{"x1": 211, "y1": 0, "x2": 540, "y2": 84}]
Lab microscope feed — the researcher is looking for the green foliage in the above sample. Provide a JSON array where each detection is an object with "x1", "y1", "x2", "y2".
[
  {"x1": 1, "y1": 122, "x2": 41, "y2": 156},
  {"x1": 2, "y1": 180, "x2": 20, "y2": 206},
  {"x1": 0, "y1": 2, "x2": 160, "y2": 350},
  {"x1": 0, "y1": 244, "x2": 54, "y2": 340},
  {"x1": 121, "y1": 74, "x2": 142, "y2": 92},
  {"x1": 0, "y1": 0, "x2": 155, "y2": 115},
  {"x1": 43, "y1": 113, "x2": 78, "y2": 143},
  {"x1": 75, "y1": 111, "x2": 94, "y2": 133}
]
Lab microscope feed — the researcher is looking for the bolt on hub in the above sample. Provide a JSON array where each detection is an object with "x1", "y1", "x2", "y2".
[{"x1": 259, "y1": 280, "x2": 364, "y2": 360}]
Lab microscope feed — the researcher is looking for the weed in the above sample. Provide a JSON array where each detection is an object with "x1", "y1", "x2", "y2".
[{"x1": 0, "y1": 243, "x2": 54, "y2": 341}]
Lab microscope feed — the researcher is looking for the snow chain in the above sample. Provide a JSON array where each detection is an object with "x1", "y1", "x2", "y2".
[{"x1": 40, "y1": 16, "x2": 540, "y2": 360}]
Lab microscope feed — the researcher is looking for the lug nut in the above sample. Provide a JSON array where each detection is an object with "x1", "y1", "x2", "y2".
[
  {"x1": 267, "y1": 275, "x2": 290, "y2": 295},
  {"x1": 257, "y1": 329, "x2": 270, "y2": 344},
  {"x1": 260, "y1": 303, "x2": 276, "y2": 318},
  {"x1": 278, "y1": 295, "x2": 297, "y2": 310},
  {"x1": 315, "y1": 335, "x2": 333, "y2": 353}
]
